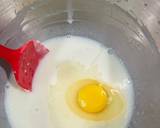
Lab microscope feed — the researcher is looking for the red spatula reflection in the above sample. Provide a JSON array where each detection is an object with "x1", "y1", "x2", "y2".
[{"x1": 0, "y1": 40, "x2": 49, "y2": 92}]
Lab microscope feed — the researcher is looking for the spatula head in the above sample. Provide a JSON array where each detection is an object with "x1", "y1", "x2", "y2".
[{"x1": 13, "y1": 40, "x2": 49, "y2": 91}]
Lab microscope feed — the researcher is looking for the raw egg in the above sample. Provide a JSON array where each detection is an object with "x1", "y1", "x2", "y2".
[{"x1": 66, "y1": 79, "x2": 125, "y2": 121}]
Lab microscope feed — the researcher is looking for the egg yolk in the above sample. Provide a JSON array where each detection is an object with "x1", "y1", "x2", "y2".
[{"x1": 77, "y1": 84, "x2": 108, "y2": 113}]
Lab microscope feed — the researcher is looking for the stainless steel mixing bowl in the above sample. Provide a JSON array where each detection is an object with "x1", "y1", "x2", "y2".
[{"x1": 0, "y1": 0, "x2": 160, "y2": 128}]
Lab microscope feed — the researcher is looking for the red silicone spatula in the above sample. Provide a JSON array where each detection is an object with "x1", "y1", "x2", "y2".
[{"x1": 0, "y1": 40, "x2": 49, "y2": 92}]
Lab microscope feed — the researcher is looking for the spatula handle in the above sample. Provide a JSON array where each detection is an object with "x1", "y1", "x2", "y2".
[{"x1": 0, "y1": 44, "x2": 17, "y2": 63}]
